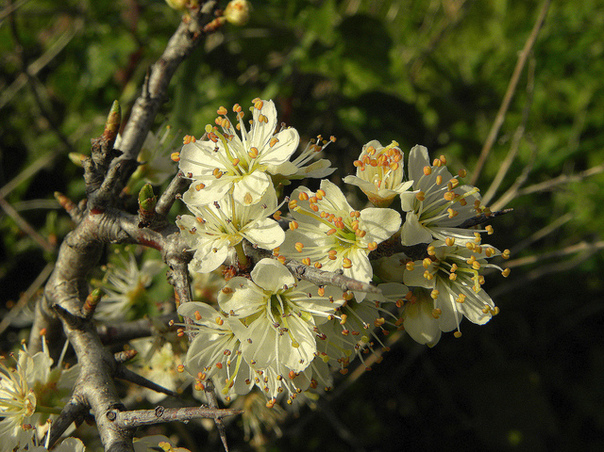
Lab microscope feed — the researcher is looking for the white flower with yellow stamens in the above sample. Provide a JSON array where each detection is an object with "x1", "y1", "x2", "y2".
[
  {"x1": 401, "y1": 145, "x2": 486, "y2": 246},
  {"x1": 176, "y1": 186, "x2": 284, "y2": 273},
  {"x1": 132, "y1": 126, "x2": 179, "y2": 186},
  {"x1": 316, "y1": 283, "x2": 406, "y2": 373},
  {"x1": 268, "y1": 134, "x2": 337, "y2": 186},
  {"x1": 280, "y1": 180, "x2": 401, "y2": 293},
  {"x1": 343, "y1": 140, "x2": 415, "y2": 208},
  {"x1": 177, "y1": 98, "x2": 299, "y2": 206},
  {"x1": 219, "y1": 259, "x2": 345, "y2": 374},
  {"x1": 178, "y1": 302, "x2": 254, "y2": 401},
  {"x1": 114, "y1": 127, "x2": 179, "y2": 186},
  {"x1": 402, "y1": 241, "x2": 506, "y2": 337},
  {"x1": 128, "y1": 338, "x2": 189, "y2": 404},
  {"x1": 0, "y1": 341, "x2": 78, "y2": 450},
  {"x1": 97, "y1": 251, "x2": 164, "y2": 321}
]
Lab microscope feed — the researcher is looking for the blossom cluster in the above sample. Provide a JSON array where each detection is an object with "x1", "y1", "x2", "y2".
[
  {"x1": 0, "y1": 340, "x2": 79, "y2": 451},
  {"x1": 171, "y1": 98, "x2": 510, "y2": 407}
]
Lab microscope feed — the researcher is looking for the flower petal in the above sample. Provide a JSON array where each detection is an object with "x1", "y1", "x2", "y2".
[
  {"x1": 243, "y1": 217, "x2": 285, "y2": 249},
  {"x1": 359, "y1": 207, "x2": 401, "y2": 243},
  {"x1": 250, "y1": 258, "x2": 295, "y2": 293},
  {"x1": 401, "y1": 211, "x2": 432, "y2": 246},
  {"x1": 190, "y1": 240, "x2": 230, "y2": 273},
  {"x1": 183, "y1": 177, "x2": 232, "y2": 206},
  {"x1": 232, "y1": 171, "x2": 270, "y2": 205},
  {"x1": 259, "y1": 127, "x2": 299, "y2": 166},
  {"x1": 407, "y1": 144, "x2": 430, "y2": 182},
  {"x1": 249, "y1": 100, "x2": 278, "y2": 150}
]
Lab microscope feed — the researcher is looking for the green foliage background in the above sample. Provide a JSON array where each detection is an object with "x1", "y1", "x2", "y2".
[{"x1": 1, "y1": 0, "x2": 603, "y2": 450}]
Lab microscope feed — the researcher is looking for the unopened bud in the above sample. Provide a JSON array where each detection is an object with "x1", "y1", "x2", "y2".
[
  {"x1": 138, "y1": 183, "x2": 157, "y2": 212},
  {"x1": 224, "y1": 0, "x2": 251, "y2": 26},
  {"x1": 165, "y1": 0, "x2": 198, "y2": 12}
]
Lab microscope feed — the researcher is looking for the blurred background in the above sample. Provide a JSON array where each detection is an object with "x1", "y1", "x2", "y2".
[{"x1": 1, "y1": 0, "x2": 603, "y2": 450}]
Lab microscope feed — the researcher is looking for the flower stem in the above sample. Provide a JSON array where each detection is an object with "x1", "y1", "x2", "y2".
[
  {"x1": 36, "y1": 405, "x2": 62, "y2": 415},
  {"x1": 235, "y1": 241, "x2": 248, "y2": 268}
]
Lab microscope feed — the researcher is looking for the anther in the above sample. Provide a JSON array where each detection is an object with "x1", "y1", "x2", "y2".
[{"x1": 248, "y1": 147, "x2": 259, "y2": 158}]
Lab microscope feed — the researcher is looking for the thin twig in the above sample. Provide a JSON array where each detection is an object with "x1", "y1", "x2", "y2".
[
  {"x1": 116, "y1": 2, "x2": 218, "y2": 163},
  {"x1": 503, "y1": 240, "x2": 604, "y2": 269},
  {"x1": 516, "y1": 163, "x2": 604, "y2": 197},
  {"x1": 47, "y1": 398, "x2": 90, "y2": 447},
  {"x1": 97, "y1": 313, "x2": 179, "y2": 345},
  {"x1": 0, "y1": 262, "x2": 54, "y2": 336},
  {"x1": 471, "y1": 0, "x2": 550, "y2": 185},
  {"x1": 0, "y1": 17, "x2": 83, "y2": 110},
  {"x1": 509, "y1": 212, "x2": 572, "y2": 256},
  {"x1": 112, "y1": 405, "x2": 243, "y2": 429},
  {"x1": 490, "y1": 142, "x2": 537, "y2": 211},
  {"x1": 490, "y1": 246, "x2": 599, "y2": 298},
  {"x1": 204, "y1": 377, "x2": 231, "y2": 452},
  {"x1": 155, "y1": 173, "x2": 190, "y2": 217},
  {"x1": 482, "y1": 58, "x2": 535, "y2": 206},
  {"x1": 0, "y1": 0, "x2": 32, "y2": 22},
  {"x1": 0, "y1": 197, "x2": 55, "y2": 252},
  {"x1": 0, "y1": 152, "x2": 57, "y2": 199},
  {"x1": 115, "y1": 365, "x2": 179, "y2": 398}
]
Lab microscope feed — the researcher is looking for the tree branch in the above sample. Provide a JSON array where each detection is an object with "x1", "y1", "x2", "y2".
[{"x1": 112, "y1": 405, "x2": 244, "y2": 429}]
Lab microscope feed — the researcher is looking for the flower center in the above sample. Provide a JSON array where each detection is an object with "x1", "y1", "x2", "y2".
[{"x1": 353, "y1": 141, "x2": 403, "y2": 190}]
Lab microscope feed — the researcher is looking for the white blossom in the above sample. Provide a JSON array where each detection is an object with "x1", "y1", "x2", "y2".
[
  {"x1": 268, "y1": 135, "x2": 336, "y2": 186},
  {"x1": 219, "y1": 259, "x2": 345, "y2": 374},
  {"x1": 96, "y1": 251, "x2": 164, "y2": 321},
  {"x1": 176, "y1": 187, "x2": 284, "y2": 273},
  {"x1": 134, "y1": 126, "x2": 179, "y2": 185},
  {"x1": 178, "y1": 302, "x2": 254, "y2": 401},
  {"x1": 280, "y1": 180, "x2": 401, "y2": 298},
  {"x1": 177, "y1": 99, "x2": 299, "y2": 206},
  {"x1": 0, "y1": 341, "x2": 78, "y2": 451},
  {"x1": 401, "y1": 145, "x2": 485, "y2": 246},
  {"x1": 343, "y1": 140, "x2": 415, "y2": 207},
  {"x1": 128, "y1": 338, "x2": 188, "y2": 404},
  {"x1": 316, "y1": 283, "x2": 406, "y2": 372},
  {"x1": 399, "y1": 287, "x2": 443, "y2": 347},
  {"x1": 402, "y1": 241, "x2": 503, "y2": 336}
]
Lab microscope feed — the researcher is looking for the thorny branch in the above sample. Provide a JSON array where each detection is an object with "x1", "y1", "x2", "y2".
[
  {"x1": 25, "y1": 4, "x2": 245, "y2": 451},
  {"x1": 113, "y1": 406, "x2": 244, "y2": 429}
]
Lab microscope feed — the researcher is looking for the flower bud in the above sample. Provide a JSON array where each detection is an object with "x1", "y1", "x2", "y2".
[{"x1": 224, "y1": 0, "x2": 251, "y2": 26}]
